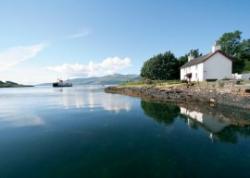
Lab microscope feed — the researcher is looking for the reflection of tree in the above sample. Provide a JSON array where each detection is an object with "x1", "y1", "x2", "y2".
[
  {"x1": 216, "y1": 126, "x2": 250, "y2": 144},
  {"x1": 141, "y1": 100, "x2": 180, "y2": 125},
  {"x1": 141, "y1": 100, "x2": 250, "y2": 144}
]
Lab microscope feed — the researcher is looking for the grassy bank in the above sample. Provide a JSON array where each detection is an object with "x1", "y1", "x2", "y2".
[
  {"x1": 121, "y1": 79, "x2": 250, "y2": 88},
  {"x1": 121, "y1": 80, "x2": 185, "y2": 88},
  {"x1": 106, "y1": 80, "x2": 250, "y2": 109}
]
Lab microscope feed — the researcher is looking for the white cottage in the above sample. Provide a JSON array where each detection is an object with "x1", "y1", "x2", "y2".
[{"x1": 180, "y1": 45, "x2": 233, "y2": 81}]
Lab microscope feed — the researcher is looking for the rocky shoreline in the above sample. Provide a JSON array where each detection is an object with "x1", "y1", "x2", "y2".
[{"x1": 105, "y1": 81, "x2": 250, "y2": 109}]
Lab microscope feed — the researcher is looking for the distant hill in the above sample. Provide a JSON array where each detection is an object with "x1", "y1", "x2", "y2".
[
  {"x1": 69, "y1": 74, "x2": 140, "y2": 85},
  {"x1": 0, "y1": 81, "x2": 33, "y2": 88},
  {"x1": 37, "y1": 74, "x2": 141, "y2": 86}
]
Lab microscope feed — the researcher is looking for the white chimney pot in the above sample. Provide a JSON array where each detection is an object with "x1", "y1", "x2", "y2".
[
  {"x1": 188, "y1": 55, "x2": 194, "y2": 62},
  {"x1": 212, "y1": 44, "x2": 221, "y2": 53}
]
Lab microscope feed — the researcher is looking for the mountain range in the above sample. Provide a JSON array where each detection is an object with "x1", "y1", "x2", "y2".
[{"x1": 37, "y1": 74, "x2": 140, "y2": 86}]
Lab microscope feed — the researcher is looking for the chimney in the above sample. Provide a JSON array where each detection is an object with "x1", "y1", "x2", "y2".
[
  {"x1": 212, "y1": 42, "x2": 221, "y2": 53},
  {"x1": 188, "y1": 54, "x2": 194, "y2": 62}
]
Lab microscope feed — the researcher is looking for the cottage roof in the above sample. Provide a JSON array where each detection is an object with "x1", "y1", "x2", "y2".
[{"x1": 181, "y1": 50, "x2": 232, "y2": 69}]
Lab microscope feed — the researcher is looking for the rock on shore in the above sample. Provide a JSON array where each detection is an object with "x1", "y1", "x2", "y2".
[{"x1": 105, "y1": 81, "x2": 250, "y2": 109}]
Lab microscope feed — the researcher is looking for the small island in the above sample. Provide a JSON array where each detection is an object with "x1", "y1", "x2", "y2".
[{"x1": 0, "y1": 81, "x2": 33, "y2": 88}]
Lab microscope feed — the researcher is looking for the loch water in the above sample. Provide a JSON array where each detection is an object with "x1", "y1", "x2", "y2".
[{"x1": 0, "y1": 86, "x2": 250, "y2": 178}]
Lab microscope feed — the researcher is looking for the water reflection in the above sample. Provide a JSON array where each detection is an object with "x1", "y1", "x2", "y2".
[
  {"x1": 180, "y1": 107, "x2": 230, "y2": 133},
  {"x1": 0, "y1": 86, "x2": 132, "y2": 128},
  {"x1": 0, "y1": 114, "x2": 44, "y2": 128},
  {"x1": 58, "y1": 87, "x2": 132, "y2": 112},
  {"x1": 1, "y1": 88, "x2": 250, "y2": 177},
  {"x1": 141, "y1": 100, "x2": 250, "y2": 143},
  {"x1": 141, "y1": 101, "x2": 180, "y2": 125}
]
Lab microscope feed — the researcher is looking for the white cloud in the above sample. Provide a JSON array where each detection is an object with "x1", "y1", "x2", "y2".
[
  {"x1": 47, "y1": 57, "x2": 131, "y2": 77},
  {"x1": 67, "y1": 30, "x2": 91, "y2": 39},
  {"x1": 0, "y1": 43, "x2": 45, "y2": 71}
]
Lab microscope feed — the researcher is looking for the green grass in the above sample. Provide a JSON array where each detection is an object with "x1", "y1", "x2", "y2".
[{"x1": 121, "y1": 80, "x2": 183, "y2": 87}]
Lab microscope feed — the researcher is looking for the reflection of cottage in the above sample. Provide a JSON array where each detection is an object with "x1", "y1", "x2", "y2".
[
  {"x1": 180, "y1": 107, "x2": 230, "y2": 133},
  {"x1": 180, "y1": 44, "x2": 232, "y2": 81}
]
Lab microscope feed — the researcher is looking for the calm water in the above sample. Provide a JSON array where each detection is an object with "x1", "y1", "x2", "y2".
[{"x1": 0, "y1": 86, "x2": 250, "y2": 178}]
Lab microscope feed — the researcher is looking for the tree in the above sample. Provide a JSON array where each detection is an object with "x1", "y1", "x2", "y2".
[
  {"x1": 240, "y1": 39, "x2": 250, "y2": 71},
  {"x1": 240, "y1": 39, "x2": 250, "y2": 61},
  {"x1": 141, "y1": 100, "x2": 180, "y2": 126},
  {"x1": 216, "y1": 30, "x2": 250, "y2": 73},
  {"x1": 188, "y1": 49, "x2": 203, "y2": 58},
  {"x1": 140, "y1": 51, "x2": 179, "y2": 80},
  {"x1": 217, "y1": 30, "x2": 242, "y2": 57},
  {"x1": 178, "y1": 49, "x2": 203, "y2": 67}
]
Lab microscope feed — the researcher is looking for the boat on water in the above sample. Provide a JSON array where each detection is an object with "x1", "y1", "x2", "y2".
[{"x1": 52, "y1": 79, "x2": 73, "y2": 87}]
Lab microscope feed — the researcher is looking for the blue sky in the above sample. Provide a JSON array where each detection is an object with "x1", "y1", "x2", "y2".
[{"x1": 0, "y1": 0, "x2": 250, "y2": 84}]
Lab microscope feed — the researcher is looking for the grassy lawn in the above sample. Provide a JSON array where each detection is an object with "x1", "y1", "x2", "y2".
[{"x1": 121, "y1": 80, "x2": 184, "y2": 88}]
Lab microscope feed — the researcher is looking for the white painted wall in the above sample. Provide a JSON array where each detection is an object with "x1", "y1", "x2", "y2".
[
  {"x1": 180, "y1": 68, "x2": 186, "y2": 81},
  {"x1": 180, "y1": 63, "x2": 204, "y2": 81},
  {"x1": 203, "y1": 53, "x2": 232, "y2": 80},
  {"x1": 180, "y1": 52, "x2": 232, "y2": 81}
]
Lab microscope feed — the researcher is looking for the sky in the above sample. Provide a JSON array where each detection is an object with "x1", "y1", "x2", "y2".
[{"x1": 0, "y1": 0, "x2": 250, "y2": 84}]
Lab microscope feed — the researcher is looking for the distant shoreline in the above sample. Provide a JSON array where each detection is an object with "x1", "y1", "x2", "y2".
[
  {"x1": 0, "y1": 81, "x2": 33, "y2": 88},
  {"x1": 0, "y1": 86, "x2": 33, "y2": 88}
]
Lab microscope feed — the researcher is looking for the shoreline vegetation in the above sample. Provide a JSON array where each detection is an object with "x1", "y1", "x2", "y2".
[
  {"x1": 105, "y1": 80, "x2": 250, "y2": 110},
  {"x1": 0, "y1": 81, "x2": 33, "y2": 88}
]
